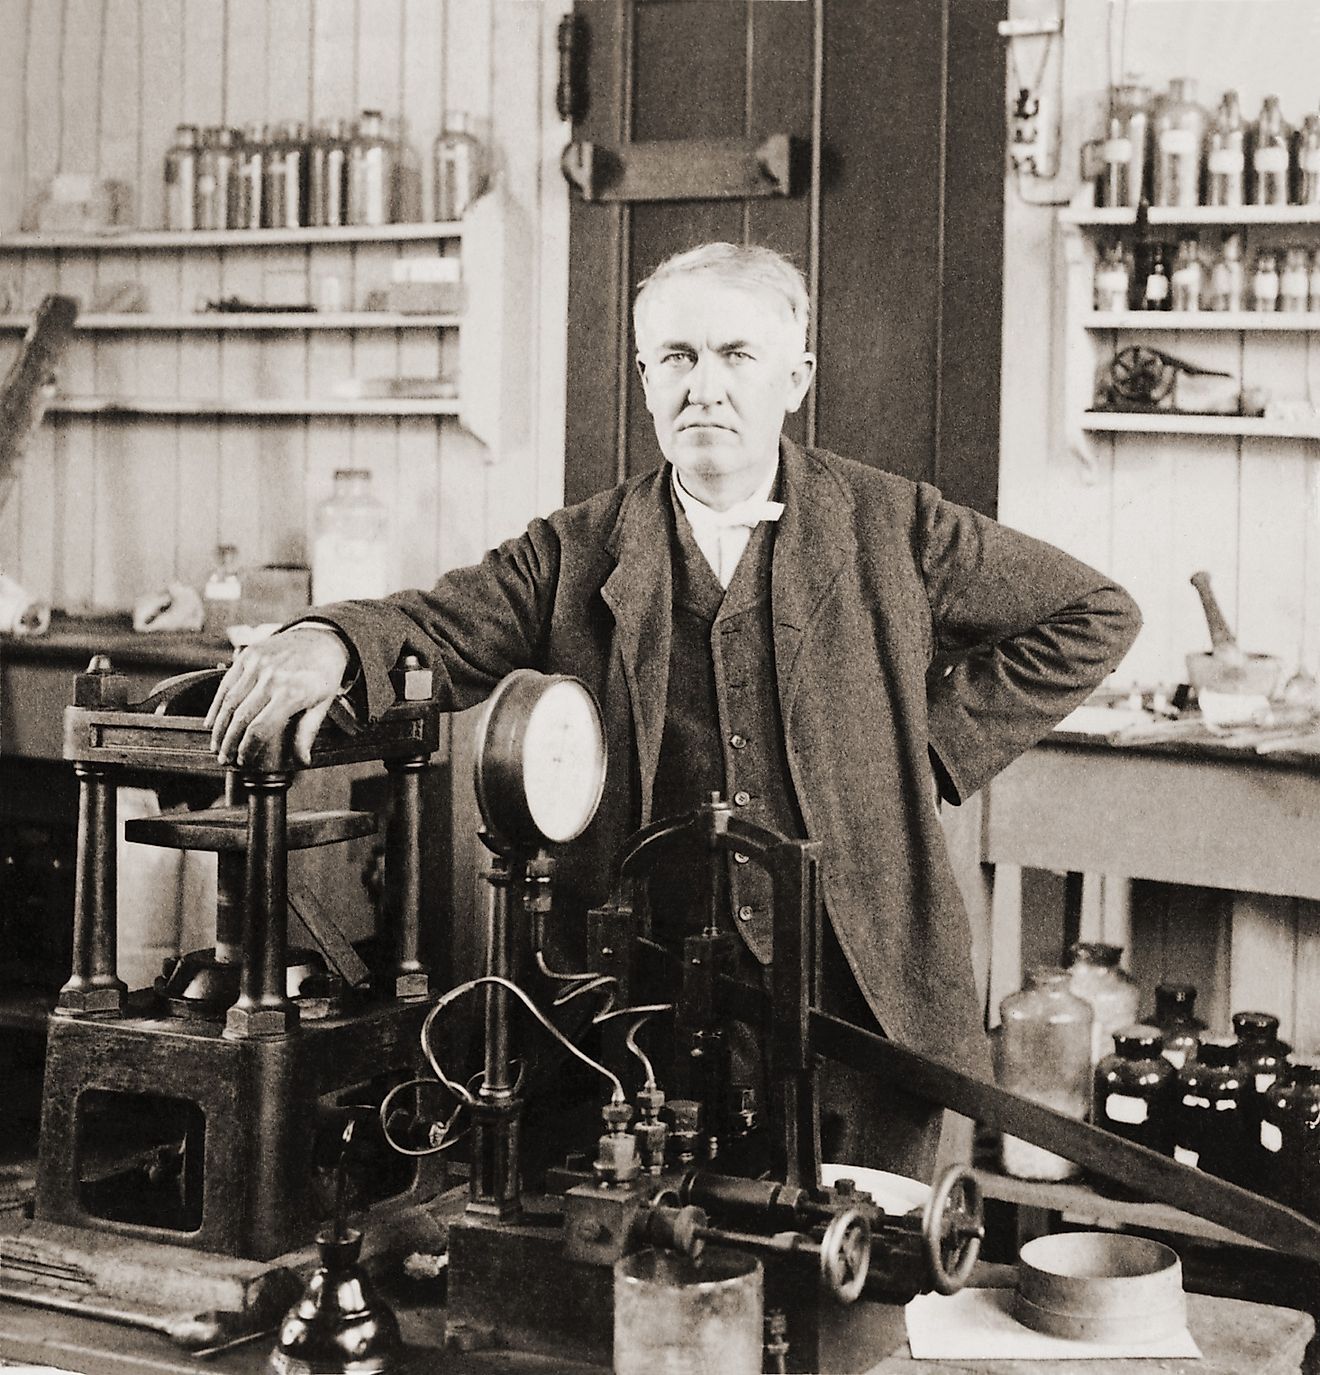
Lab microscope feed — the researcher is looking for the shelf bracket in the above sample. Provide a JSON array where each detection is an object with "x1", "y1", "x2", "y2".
[{"x1": 560, "y1": 133, "x2": 802, "y2": 204}]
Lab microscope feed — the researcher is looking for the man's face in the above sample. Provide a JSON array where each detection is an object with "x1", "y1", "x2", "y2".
[{"x1": 635, "y1": 274, "x2": 815, "y2": 507}]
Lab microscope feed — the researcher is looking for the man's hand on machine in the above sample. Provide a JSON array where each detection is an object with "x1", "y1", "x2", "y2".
[{"x1": 206, "y1": 625, "x2": 351, "y2": 769}]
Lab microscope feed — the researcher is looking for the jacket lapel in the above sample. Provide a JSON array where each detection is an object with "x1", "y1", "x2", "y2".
[
  {"x1": 602, "y1": 469, "x2": 674, "y2": 816},
  {"x1": 772, "y1": 438, "x2": 853, "y2": 723}
]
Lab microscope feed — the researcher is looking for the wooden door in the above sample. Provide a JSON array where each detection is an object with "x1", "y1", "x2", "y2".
[{"x1": 563, "y1": 0, "x2": 1006, "y2": 516}]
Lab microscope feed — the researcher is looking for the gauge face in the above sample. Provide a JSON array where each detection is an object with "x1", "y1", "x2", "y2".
[{"x1": 474, "y1": 671, "x2": 608, "y2": 851}]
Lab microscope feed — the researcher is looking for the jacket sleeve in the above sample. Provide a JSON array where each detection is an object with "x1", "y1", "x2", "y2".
[
  {"x1": 918, "y1": 486, "x2": 1141, "y2": 803},
  {"x1": 290, "y1": 517, "x2": 563, "y2": 721}
]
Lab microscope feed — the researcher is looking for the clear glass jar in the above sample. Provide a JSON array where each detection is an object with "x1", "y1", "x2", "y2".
[
  {"x1": 1280, "y1": 247, "x2": 1310, "y2": 313},
  {"x1": 1209, "y1": 232, "x2": 1245, "y2": 312},
  {"x1": 1152, "y1": 77, "x2": 1207, "y2": 209},
  {"x1": 1173, "y1": 1035, "x2": 1248, "y2": 1183},
  {"x1": 164, "y1": 123, "x2": 200, "y2": 231},
  {"x1": 995, "y1": 966, "x2": 1093, "y2": 1181},
  {"x1": 1170, "y1": 237, "x2": 1202, "y2": 312},
  {"x1": 1067, "y1": 941, "x2": 1140, "y2": 1064},
  {"x1": 311, "y1": 469, "x2": 390, "y2": 605},
  {"x1": 433, "y1": 112, "x2": 487, "y2": 222},
  {"x1": 1146, "y1": 981, "x2": 1205, "y2": 1071},
  {"x1": 202, "y1": 543, "x2": 242, "y2": 638},
  {"x1": 1093, "y1": 241, "x2": 1131, "y2": 313},
  {"x1": 1096, "y1": 83, "x2": 1151, "y2": 209},
  {"x1": 350, "y1": 109, "x2": 393, "y2": 227},
  {"x1": 1206, "y1": 89, "x2": 1246, "y2": 208},
  {"x1": 1251, "y1": 94, "x2": 1292, "y2": 207}
]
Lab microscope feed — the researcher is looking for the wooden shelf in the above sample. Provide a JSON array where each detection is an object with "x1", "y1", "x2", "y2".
[
  {"x1": 0, "y1": 222, "x2": 462, "y2": 250},
  {"x1": 1083, "y1": 411, "x2": 1320, "y2": 440},
  {"x1": 1086, "y1": 311, "x2": 1320, "y2": 332},
  {"x1": 1063, "y1": 205, "x2": 1320, "y2": 228},
  {"x1": 0, "y1": 312, "x2": 460, "y2": 332},
  {"x1": 47, "y1": 396, "x2": 460, "y2": 418}
]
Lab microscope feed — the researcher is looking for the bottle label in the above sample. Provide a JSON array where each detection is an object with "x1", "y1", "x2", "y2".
[
  {"x1": 1182, "y1": 1093, "x2": 1211, "y2": 1109},
  {"x1": 1105, "y1": 1093, "x2": 1149, "y2": 1125},
  {"x1": 1174, "y1": 1145, "x2": 1200, "y2": 1168},
  {"x1": 1255, "y1": 145, "x2": 1289, "y2": 174},
  {"x1": 1256, "y1": 1072, "x2": 1278, "y2": 1094},
  {"x1": 204, "y1": 575, "x2": 241, "y2": 602},
  {"x1": 1162, "y1": 1048, "x2": 1187, "y2": 1070},
  {"x1": 1209, "y1": 147, "x2": 1245, "y2": 175},
  {"x1": 1104, "y1": 136, "x2": 1133, "y2": 164},
  {"x1": 1161, "y1": 128, "x2": 1196, "y2": 155},
  {"x1": 1215, "y1": 1099, "x2": 1238, "y2": 1111},
  {"x1": 1261, "y1": 1120, "x2": 1284, "y2": 1153}
]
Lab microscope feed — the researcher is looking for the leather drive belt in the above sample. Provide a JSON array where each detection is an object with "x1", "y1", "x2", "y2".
[{"x1": 810, "y1": 1010, "x2": 1320, "y2": 1265}]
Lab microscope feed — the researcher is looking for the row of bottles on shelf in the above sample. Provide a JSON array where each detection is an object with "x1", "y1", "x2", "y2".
[
  {"x1": 997, "y1": 951, "x2": 1320, "y2": 1218},
  {"x1": 1094, "y1": 79, "x2": 1320, "y2": 210},
  {"x1": 164, "y1": 111, "x2": 486, "y2": 232},
  {"x1": 1095, "y1": 234, "x2": 1320, "y2": 313}
]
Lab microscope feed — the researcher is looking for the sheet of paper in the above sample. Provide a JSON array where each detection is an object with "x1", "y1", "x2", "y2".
[{"x1": 902, "y1": 1288, "x2": 1201, "y2": 1361}]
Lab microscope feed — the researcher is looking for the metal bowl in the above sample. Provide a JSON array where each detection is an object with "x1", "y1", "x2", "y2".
[{"x1": 1013, "y1": 1232, "x2": 1185, "y2": 1343}]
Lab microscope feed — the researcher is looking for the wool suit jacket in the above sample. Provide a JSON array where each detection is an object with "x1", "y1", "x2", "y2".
[{"x1": 311, "y1": 438, "x2": 1141, "y2": 1077}]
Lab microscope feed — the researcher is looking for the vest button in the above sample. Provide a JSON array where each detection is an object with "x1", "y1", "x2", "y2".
[
  {"x1": 733, "y1": 851, "x2": 750, "y2": 864},
  {"x1": 730, "y1": 733, "x2": 747, "y2": 749},
  {"x1": 737, "y1": 905, "x2": 755, "y2": 921},
  {"x1": 733, "y1": 790, "x2": 750, "y2": 806}
]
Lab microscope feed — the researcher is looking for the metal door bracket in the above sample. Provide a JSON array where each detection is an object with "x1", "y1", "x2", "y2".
[{"x1": 560, "y1": 133, "x2": 800, "y2": 203}]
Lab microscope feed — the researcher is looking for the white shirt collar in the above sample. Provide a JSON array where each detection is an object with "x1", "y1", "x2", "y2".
[{"x1": 669, "y1": 462, "x2": 784, "y2": 530}]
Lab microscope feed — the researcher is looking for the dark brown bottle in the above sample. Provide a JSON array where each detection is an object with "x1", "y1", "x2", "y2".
[
  {"x1": 1233, "y1": 1010, "x2": 1291, "y2": 1182},
  {"x1": 1094, "y1": 1024, "x2": 1176, "y2": 1153},
  {"x1": 1260, "y1": 1062, "x2": 1320, "y2": 1209},
  {"x1": 1172, "y1": 1036, "x2": 1248, "y2": 1184}
]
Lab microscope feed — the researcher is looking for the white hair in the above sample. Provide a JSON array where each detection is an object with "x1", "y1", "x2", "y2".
[{"x1": 633, "y1": 242, "x2": 811, "y2": 350}]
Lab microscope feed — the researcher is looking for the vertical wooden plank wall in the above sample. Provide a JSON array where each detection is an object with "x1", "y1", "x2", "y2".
[
  {"x1": 0, "y1": 0, "x2": 572, "y2": 608},
  {"x1": 1000, "y1": 0, "x2": 1320, "y2": 1046}
]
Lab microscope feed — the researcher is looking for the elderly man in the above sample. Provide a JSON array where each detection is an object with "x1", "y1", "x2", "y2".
[{"x1": 207, "y1": 242, "x2": 1140, "y2": 1178}]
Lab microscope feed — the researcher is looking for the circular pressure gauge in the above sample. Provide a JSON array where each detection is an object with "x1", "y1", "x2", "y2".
[{"x1": 473, "y1": 670, "x2": 608, "y2": 852}]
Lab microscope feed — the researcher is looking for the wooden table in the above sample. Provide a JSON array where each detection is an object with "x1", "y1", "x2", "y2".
[
  {"x1": 869, "y1": 1288, "x2": 1316, "y2": 1374},
  {"x1": 979, "y1": 729, "x2": 1320, "y2": 1041}
]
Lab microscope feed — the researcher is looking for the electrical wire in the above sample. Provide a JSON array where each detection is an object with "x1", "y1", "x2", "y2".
[{"x1": 534, "y1": 948, "x2": 672, "y2": 1089}]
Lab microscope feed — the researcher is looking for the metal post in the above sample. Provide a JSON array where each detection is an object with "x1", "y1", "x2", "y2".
[{"x1": 380, "y1": 756, "x2": 428, "y2": 998}]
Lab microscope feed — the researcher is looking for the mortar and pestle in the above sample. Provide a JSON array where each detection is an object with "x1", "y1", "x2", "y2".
[{"x1": 1186, "y1": 571, "x2": 1282, "y2": 725}]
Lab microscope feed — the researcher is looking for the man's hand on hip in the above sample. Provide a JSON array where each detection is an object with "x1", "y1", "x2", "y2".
[{"x1": 206, "y1": 625, "x2": 351, "y2": 769}]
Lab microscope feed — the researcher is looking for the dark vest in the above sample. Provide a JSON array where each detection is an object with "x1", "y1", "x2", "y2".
[{"x1": 650, "y1": 495, "x2": 804, "y2": 965}]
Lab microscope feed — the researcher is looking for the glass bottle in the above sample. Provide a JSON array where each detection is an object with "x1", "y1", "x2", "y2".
[
  {"x1": 433, "y1": 112, "x2": 487, "y2": 223},
  {"x1": 1311, "y1": 248, "x2": 1320, "y2": 315},
  {"x1": 1142, "y1": 244, "x2": 1170, "y2": 311},
  {"x1": 1093, "y1": 1025, "x2": 1176, "y2": 1164},
  {"x1": 1173, "y1": 1036, "x2": 1248, "y2": 1183},
  {"x1": 1093, "y1": 241, "x2": 1131, "y2": 313},
  {"x1": 1252, "y1": 95, "x2": 1292, "y2": 207},
  {"x1": 1067, "y1": 941, "x2": 1140, "y2": 1063},
  {"x1": 1300, "y1": 115, "x2": 1320, "y2": 206},
  {"x1": 202, "y1": 543, "x2": 243, "y2": 638},
  {"x1": 311, "y1": 469, "x2": 390, "y2": 606},
  {"x1": 1206, "y1": 89, "x2": 1246, "y2": 207},
  {"x1": 1280, "y1": 247, "x2": 1310, "y2": 313},
  {"x1": 995, "y1": 967, "x2": 1093, "y2": 1181},
  {"x1": 1233, "y1": 1009, "x2": 1291, "y2": 1182},
  {"x1": 1259, "y1": 1062, "x2": 1320, "y2": 1208},
  {"x1": 1146, "y1": 981, "x2": 1205, "y2": 1071},
  {"x1": 164, "y1": 123, "x2": 200, "y2": 231},
  {"x1": 1210, "y1": 232, "x2": 1245, "y2": 312},
  {"x1": 236, "y1": 121, "x2": 266, "y2": 231},
  {"x1": 349, "y1": 110, "x2": 393, "y2": 227},
  {"x1": 196, "y1": 127, "x2": 238, "y2": 231},
  {"x1": 1152, "y1": 77, "x2": 1207, "y2": 209},
  {"x1": 1170, "y1": 237, "x2": 1202, "y2": 312},
  {"x1": 1252, "y1": 251, "x2": 1280, "y2": 313}
]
